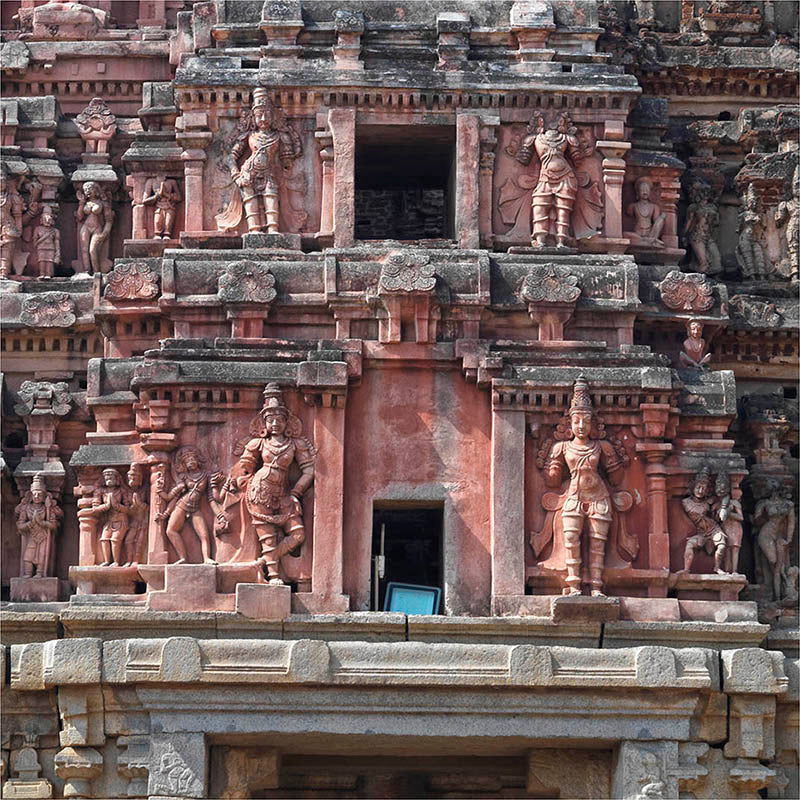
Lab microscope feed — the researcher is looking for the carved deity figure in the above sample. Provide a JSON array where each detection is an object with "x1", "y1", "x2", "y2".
[
  {"x1": 226, "y1": 383, "x2": 315, "y2": 584},
  {"x1": 0, "y1": 164, "x2": 25, "y2": 279},
  {"x1": 626, "y1": 177, "x2": 665, "y2": 246},
  {"x1": 735, "y1": 185, "x2": 767, "y2": 280},
  {"x1": 32, "y1": 207, "x2": 61, "y2": 277},
  {"x1": 15, "y1": 474, "x2": 62, "y2": 578},
  {"x1": 715, "y1": 472, "x2": 743, "y2": 574},
  {"x1": 754, "y1": 482, "x2": 795, "y2": 602},
  {"x1": 516, "y1": 113, "x2": 598, "y2": 248},
  {"x1": 157, "y1": 447, "x2": 225, "y2": 565},
  {"x1": 536, "y1": 376, "x2": 631, "y2": 596},
  {"x1": 76, "y1": 181, "x2": 114, "y2": 274},
  {"x1": 775, "y1": 166, "x2": 799, "y2": 281},
  {"x1": 90, "y1": 468, "x2": 131, "y2": 567},
  {"x1": 142, "y1": 176, "x2": 181, "y2": 240},
  {"x1": 215, "y1": 88, "x2": 303, "y2": 235},
  {"x1": 21, "y1": 177, "x2": 43, "y2": 254},
  {"x1": 679, "y1": 320, "x2": 712, "y2": 369},
  {"x1": 680, "y1": 466, "x2": 727, "y2": 575},
  {"x1": 124, "y1": 463, "x2": 149, "y2": 567},
  {"x1": 683, "y1": 181, "x2": 722, "y2": 275},
  {"x1": 75, "y1": 97, "x2": 116, "y2": 155}
]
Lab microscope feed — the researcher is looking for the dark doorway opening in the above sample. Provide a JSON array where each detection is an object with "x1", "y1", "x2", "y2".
[
  {"x1": 371, "y1": 506, "x2": 443, "y2": 612},
  {"x1": 355, "y1": 125, "x2": 456, "y2": 241}
]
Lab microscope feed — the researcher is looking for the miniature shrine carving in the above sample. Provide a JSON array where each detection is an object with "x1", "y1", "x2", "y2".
[
  {"x1": 736, "y1": 185, "x2": 767, "y2": 280},
  {"x1": 215, "y1": 88, "x2": 305, "y2": 235},
  {"x1": 679, "y1": 320, "x2": 712, "y2": 369},
  {"x1": 0, "y1": 164, "x2": 24, "y2": 279},
  {"x1": 104, "y1": 260, "x2": 160, "y2": 301},
  {"x1": 626, "y1": 177, "x2": 665, "y2": 247},
  {"x1": 15, "y1": 474, "x2": 62, "y2": 578},
  {"x1": 75, "y1": 97, "x2": 116, "y2": 155},
  {"x1": 89, "y1": 468, "x2": 132, "y2": 567},
  {"x1": 32, "y1": 206, "x2": 61, "y2": 277},
  {"x1": 19, "y1": 291, "x2": 77, "y2": 327},
  {"x1": 774, "y1": 165, "x2": 799, "y2": 281},
  {"x1": 680, "y1": 466, "x2": 731, "y2": 576},
  {"x1": 533, "y1": 377, "x2": 636, "y2": 597},
  {"x1": 77, "y1": 181, "x2": 114, "y2": 274},
  {"x1": 226, "y1": 383, "x2": 315, "y2": 585},
  {"x1": 659, "y1": 270, "x2": 714, "y2": 312},
  {"x1": 683, "y1": 181, "x2": 722, "y2": 275},
  {"x1": 754, "y1": 481, "x2": 795, "y2": 602},
  {"x1": 513, "y1": 112, "x2": 603, "y2": 248},
  {"x1": 142, "y1": 176, "x2": 182, "y2": 240}
]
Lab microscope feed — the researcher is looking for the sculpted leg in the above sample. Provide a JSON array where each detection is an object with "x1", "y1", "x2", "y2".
[
  {"x1": 191, "y1": 512, "x2": 216, "y2": 564},
  {"x1": 531, "y1": 198, "x2": 550, "y2": 247},
  {"x1": 100, "y1": 539, "x2": 113, "y2": 567},
  {"x1": 256, "y1": 522, "x2": 283, "y2": 584},
  {"x1": 242, "y1": 187, "x2": 265, "y2": 233},
  {"x1": 263, "y1": 186, "x2": 279, "y2": 234},
  {"x1": 561, "y1": 513, "x2": 583, "y2": 595},
  {"x1": 587, "y1": 518, "x2": 609, "y2": 596},
  {"x1": 165, "y1": 508, "x2": 188, "y2": 564},
  {"x1": 555, "y1": 199, "x2": 572, "y2": 248}
]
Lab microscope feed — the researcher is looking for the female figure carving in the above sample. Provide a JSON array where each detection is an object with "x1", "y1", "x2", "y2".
[{"x1": 77, "y1": 181, "x2": 114, "y2": 274}]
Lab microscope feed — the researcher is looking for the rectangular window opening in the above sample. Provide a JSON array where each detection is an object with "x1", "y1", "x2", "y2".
[
  {"x1": 355, "y1": 124, "x2": 455, "y2": 242},
  {"x1": 371, "y1": 505, "x2": 444, "y2": 613}
]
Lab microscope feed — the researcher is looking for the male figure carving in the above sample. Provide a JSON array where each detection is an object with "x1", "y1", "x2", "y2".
[
  {"x1": 124, "y1": 463, "x2": 149, "y2": 567},
  {"x1": 142, "y1": 176, "x2": 181, "y2": 239},
  {"x1": 229, "y1": 383, "x2": 314, "y2": 584},
  {"x1": 217, "y1": 88, "x2": 303, "y2": 234},
  {"x1": 627, "y1": 177, "x2": 665, "y2": 246},
  {"x1": 775, "y1": 166, "x2": 799, "y2": 281},
  {"x1": 681, "y1": 466, "x2": 727, "y2": 574},
  {"x1": 516, "y1": 112, "x2": 588, "y2": 248},
  {"x1": 0, "y1": 165, "x2": 24, "y2": 279},
  {"x1": 540, "y1": 376, "x2": 627, "y2": 596},
  {"x1": 33, "y1": 207, "x2": 61, "y2": 277},
  {"x1": 15, "y1": 474, "x2": 62, "y2": 578},
  {"x1": 735, "y1": 185, "x2": 767, "y2": 280},
  {"x1": 90, "y1": 468, "x2": 131, "y2": 567}
]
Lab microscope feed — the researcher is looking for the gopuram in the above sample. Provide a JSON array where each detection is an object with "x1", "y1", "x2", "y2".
[{"x1": 0, "y1": 2, "x2": 798, "y2": 798}]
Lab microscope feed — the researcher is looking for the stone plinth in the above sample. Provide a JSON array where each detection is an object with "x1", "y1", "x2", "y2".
[
  {"x1": 68, "y1": 566, "x2": 140, "y2": 596},
  {"x1": 235, "y1": 583, "x2": 291, "y2": 620},
  {"x1": 551, "y1": 594, "x2": 621, "y2": 623},
  {"x1": 9, "y1": 577, "x2": 59, "y2": 603},
  {"x1": 241, "y1": 232, "x2": 302, "y2": 250}
]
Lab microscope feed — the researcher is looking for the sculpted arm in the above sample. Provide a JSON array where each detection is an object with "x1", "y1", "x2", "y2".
[
  {"x1": 291, "y1": 438, "x2": 315, "y2": 498},
  {"x1": 600, "y1": 440, "x2": 625, "y2": 486},
  {"x1": 544, "y1": 441, "x2": 566, "y2": 488}
]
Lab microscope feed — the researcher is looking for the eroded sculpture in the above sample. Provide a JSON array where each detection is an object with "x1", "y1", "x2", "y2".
[
  {"x1": 33, "y1": 206, "x2": 61, "y2": 277},
  {"x1": 735, "y1": 185, "x2": 767, "y2": 280},
  {"x1": 679, "y1": 320, "x2": 712, "y2": 369},
  {"x1": 680, "y1": 466, "x2": 729, "y2": 575},
  {"x1": 0, "y1": 163, "x2": 24, "y2": 279},
  {"x1": 77, "y1": 181, "x2": 114, "y2": 274},
  {"x1": 225, "y1": 383, "x2": 315, "y2": 584},
  {"x1": 774, "y1": 165, "x2": 799, "y2": 281},
  {"x1": 534, "y1": 376, "x2": 634, "y2": 597},
  {"x1": 124, "y1": 463, "x2": 149, "y2": 567},
  {"x1": 754, "y1": 481, "x2": 795, "y2": 602},
  {"x1": 15, "y1": 474, "x2": 62, "y2": 578},
  {"x1": 142, "y1": 176, "x2": 182, "y2": 240},
  {"x1": 515, "y1": 112, "x2": 602, "y2": 248},
  {"x1": 626, "y1": 177, "x2": 665, "y2": 247},
  {"x1": 89, "y1": 468, "x2": 131, "y2": 567},
  {"x1": 75, "y1": 97, "x2": 116, "y2": 155},
  {"x1": 215, "y1": 88, "x2": 304, "y2": 234},
  {"x1": 683, "y1": 180, "x2": 722, "y2": 275}
]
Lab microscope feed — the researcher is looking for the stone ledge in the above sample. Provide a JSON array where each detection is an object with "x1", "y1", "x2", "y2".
[{"x1": 603, "y1": 620, "x2": 768, "y2": 651}]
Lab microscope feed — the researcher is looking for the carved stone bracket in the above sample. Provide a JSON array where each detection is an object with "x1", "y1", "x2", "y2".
[
  {"x1": 217, "y1": 259, "x2": 277, "y2": 337},
  {"x1": 659, "y1": 270, "x2": 714, "y2": 312},
  {"x1": 519, "y1": 264, "x2": 581, "y2": 341},
  {"x1": 19, "y1": 292, "x2": 77, "y2": 328},
  {"x1": 377, "y1": 251, "x2": 439, "y2": 343}
]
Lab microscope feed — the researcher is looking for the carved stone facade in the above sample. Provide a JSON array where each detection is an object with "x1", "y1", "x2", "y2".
[{"x1": 0, "y1": 2, "x2": 797, "y2": 799}]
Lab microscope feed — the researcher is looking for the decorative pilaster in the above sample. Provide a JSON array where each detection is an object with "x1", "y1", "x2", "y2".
[
  {"x1": 597, "y1": 121, "x2": 631, "y2": 252},
  {"x1": 456, "y1": 112, "x2": 481, "y2": 249},
  {"x1": 329, "y1": 108, "x2": 355, "y2": 248},
  {"x1": 635, "y1": 442, "x2": 673, "y2": 594},
  {"x1": 478, "y1": 120, "x2": 499, "y2": 249},
  {"x1": 175, "y1": 112, "x2": 211, "y2": 235}
]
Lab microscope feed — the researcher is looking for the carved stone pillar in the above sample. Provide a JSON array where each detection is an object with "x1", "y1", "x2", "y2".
[
  {"x1": 456, "y1": 112, "x2": 480, "y2": 249},
  {"x1": 118, "y1": 735, "x2": 149, "y2": 797},
  {"x1": 490, "y1": 400, "x2": 526, "y2": 609},
  {"x1": 315, "y1": 114, "x2": 334, "y2": 240},
  {"x1": 74, "y1": 468, "x2": 99, "y2": 574},
  {"x1": 597, "y1": 122, "x2": 631, "y2": 252},
  {"x1": 176, "y1": 112, "x2": 211, "y2": 234},
  {"x1": 125, "y1": 173, "x2": 148, "y2": 241},
  {"x1": 657, "y1": 175, "x2": 682, "y2": 250},
  {"x1": 478, "y1": 119, "x2": 499, "y2": 249},
  {"x1": 141, "y1": 432, "x2": 177, "y2": 565},
  {"x1": 635, "y1": 442, "x2": 672, "y2": 592},
  {"x1": 329, "y1": 108, "x2": 355, "y2": 248}
]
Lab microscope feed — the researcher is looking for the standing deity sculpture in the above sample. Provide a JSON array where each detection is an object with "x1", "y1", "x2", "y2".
[
  {"x1": 753, "y1": 481, "x2": 795, "y2": 602},
  {"x1": 76, "y1": 181, "x2": 114, "y2": 274},
  {"x1": 774, "y1": 165, "x2": 799, "y2": 281},
  {"x1": 680, "y1": 466, "x2": 728, "y2": 575},
  {"x1": 735, "y1": 185, "x2": 767, "y2": 280},
  {"x1": 124, "y1": 463, "x2": 149, "y2": 567},
  {"x1": 142, "y1": 176, "x2": 182, "y2": 240},
  {"x1": 215, "y1": 88, "x2": 304, "y2": 235},
  {"x1": 714, "y1": 472, "x2": 743, "y2": 574},
  {"x1": 515, "y1": 113, "x2": 601, "y2": 248},
  {"x1": 626, "y1": 177, "x2": 665, "y2": 247},
  {"x1": 683, "y1": 181, "x2": 722, "y2": 275},
  {"x1": 89, "y1": 468, "x2": 131, "y2": 567},
  {"x1": 157, "y1": 447, "x2": 227, "y2": 565},
  {"x1": 533, "y1": 376, "x2": 635, "y2": 596},
  {"x1": 0, "y1": 164, "x2": 25, "y2": 279},
  {"x1": 20, "y1": 177, "x2": 43, "y2": 264},
  {"x1": 224, "y1": 383, "x2": 315, "y2": 584},
  {"x1": 679, "y1": 320, "x2": 712, "y2": 369},
  {"x1": 15, "y1": 474, "x2": 62, "y2": 578},
  {"x1": 32, "y1": 206, "x2": 61, "y2": 277}
]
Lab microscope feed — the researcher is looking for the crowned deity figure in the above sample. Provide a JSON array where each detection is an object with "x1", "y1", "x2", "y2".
[
  {"x1": 142, "y1": 176, "x2": 182, "y2": 240},
  {"x1": 215, "y1": 88, "x2": 304, "y2": 235},
  {"x1": 0, "y1": 164, "x2": 25, "y2": 279},
  {"x1": 534, "y1": 377, "x2": 634, "y2": 596},
  {"x1": 775, "y1": 165, "x2": 799, "y2": 281},
  {"x1": 89, "y1": 468, "x2": 131, "y2": 567},
  {"x1": 15, "y1": 474, "x2": 62, "y2": 578},
  {"x1": 515, "y1": 112, "x2": 600, "y2": 248},
  {"x1": 680, "y1": 466, "x2": 728, "y2": 575},
  {"x1": 225, "y1": 384, "x2": 315, "y2": 584}
]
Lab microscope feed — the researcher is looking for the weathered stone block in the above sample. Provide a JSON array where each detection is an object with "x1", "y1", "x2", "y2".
[
  {"x1": 234, "y1": 583, "x2": 291, "y2": 620},
  {"x1": 9, "y1": 577, "x2": 58, "y2": 603}
]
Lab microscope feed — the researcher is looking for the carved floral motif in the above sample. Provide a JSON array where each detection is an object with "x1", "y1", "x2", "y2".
[
  {"x1": 729, "y1": 294, "x2": 782, "y2": 327},
  {"x1": 379, "y1": 251, "x2": 436, "y2": 293},
  {"x1": 19, "y1": 291, "x2": 77, "y2": 327},
  {"x1": 660, "y1": 270, "x2": 714, "y2": 312},
  {"x1": 217, "y1": 259, "x2": 277, "y2": 304},
  {"x1": 75, "y1": 97, "x2": 116, "y2": 154},
  {"x1": 520, "y1": 265, "x2": 581, "y2": 304},
  {"x1": 14, "y1": 380, "x2": 71, "y2": 417},
  {"x1": 104, "y1": 261, "x2": 160, "y2": 301}
]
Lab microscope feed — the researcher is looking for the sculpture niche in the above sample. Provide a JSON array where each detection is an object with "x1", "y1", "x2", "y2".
[
  {"x1": 511, "y1": 112, "x2": 603, "y2": 249},
  {"x1": 76, "y1": 181, "x2": 114, "y2": 274},
  {"x1": 625, "y1": 177, "x2": 665, "y2": 247},
  {"x1": 142, "y1": 176, "x2": 181, "y2": 240},
  {"x1": 533, "y1": 377, "x2": 636, "y2": 597},
  {"x1": 223, "y1": 383, "x2": 315, "y2": 585},
  {"x1": 215, "y1": 88, "x2": 304, "y2": 235},
  {"x1": 15, "y1": 474, "x2": 62, "y2": 578}
]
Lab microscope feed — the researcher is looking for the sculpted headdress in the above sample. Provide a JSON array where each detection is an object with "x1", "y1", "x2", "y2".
[{"x1": 569, "y1": 375, "x2": 594, "y2": 416}]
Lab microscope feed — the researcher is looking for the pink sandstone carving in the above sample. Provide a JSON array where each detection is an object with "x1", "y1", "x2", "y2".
[
  {"x1": 625, "y1": 177, "x2": 665, "y2": 247},
  {"x1": 379, "y1": 251, "x2": 436, "y2": 293},
  {"x1": 217, "y1": 259, "x2": 277, "y2": 304},
  {"x1": 683, "y1": 181, "x2": 722, "y2": 275},
  {"x1": 77, "y1": 181, "x2": 115, "y2": 274},
  {"x1": 19, "y1": 292, "x2": 77, "y2": 327},
  {"x1": 75, "y1": 97, "x2": 116, "y2": 155},
  {"x1": 680, "y1": 466, "x2": 732, "y2": 576},
  {"x1": 15, "y1": 474, "x2": 62, "y2": 578},
  {"x1": 679, "y1": 320, "x2": 712, "y2": 369},
  {"x1": 104, "y1": 261, "x2": 160, "y2": 301},
  {"x1": 0, "y1": 164, "x2": 24, "y2": 279},
  {"x1": 89, "y1": 468, "x2": 132, "y2": 567},
  {"x1": 659, "y1": 270, "x2": 714, "y2": 312},
  {"x1": 142, "y1": 176, "x2": 182, "y2": 240}
]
